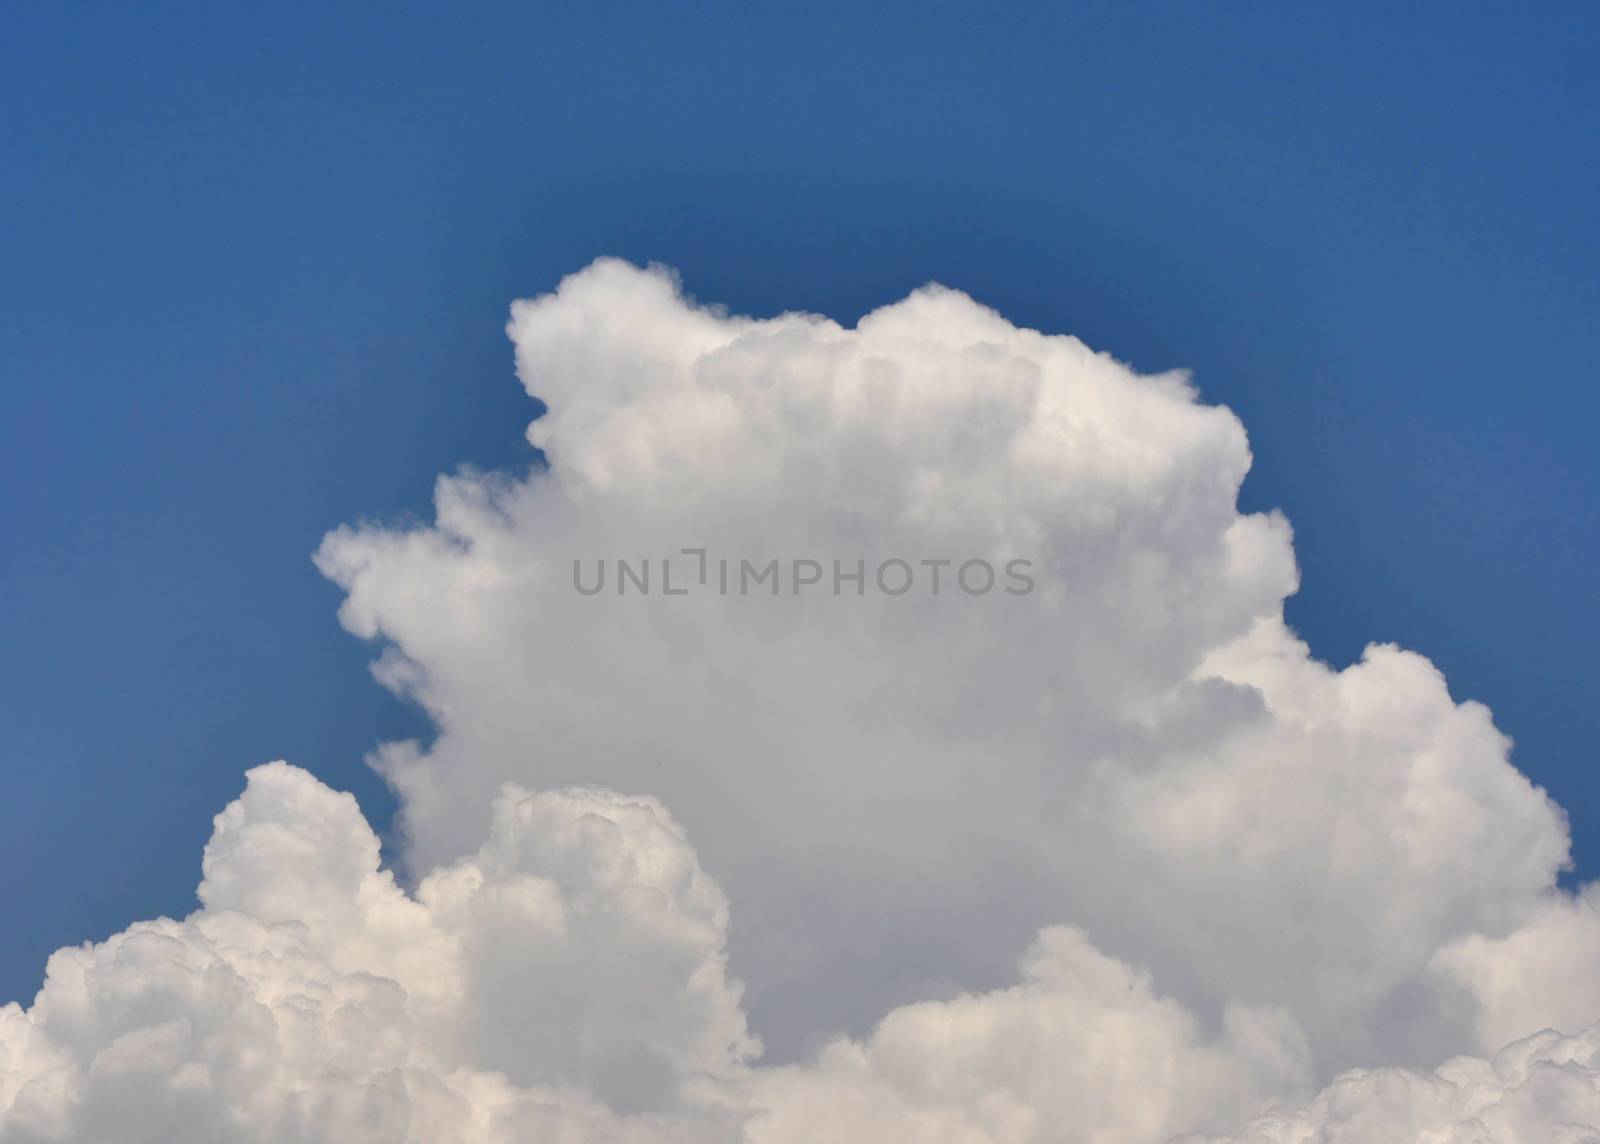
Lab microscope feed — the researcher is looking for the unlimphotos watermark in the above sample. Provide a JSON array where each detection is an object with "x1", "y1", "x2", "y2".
[{"x1": 573, "y1": 549, "x2": 1036, "y2": 597}]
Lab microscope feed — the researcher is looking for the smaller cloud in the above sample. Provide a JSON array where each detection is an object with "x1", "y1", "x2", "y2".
[
  {"x1": 749, "y1": 926, "x2": 1312, "y2": 1144},
  {"x1": 0, "y1": 763, "x2": 754, "y2": 1144},
  {"x1": 1184, "y1": 1022, "x2": 1600, "y2": 1144}
]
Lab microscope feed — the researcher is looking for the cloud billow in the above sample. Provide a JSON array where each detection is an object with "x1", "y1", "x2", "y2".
[{"x1": 5, "y1": 260, "x2": 1598, "y2": 1142}]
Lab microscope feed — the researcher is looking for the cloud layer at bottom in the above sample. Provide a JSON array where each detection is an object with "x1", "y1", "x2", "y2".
[{"x1": 2, "y1": 763, "x2": 1598, "y2": 1144}]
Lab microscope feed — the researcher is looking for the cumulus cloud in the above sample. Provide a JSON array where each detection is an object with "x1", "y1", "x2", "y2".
[
  {"x1": 8, "y1": 259, "x2": 1600, "y2": 1141},
  {"x1": 5, "y1": 764, "x2": 1599, "y2": 1143},
  {"x1": 1185, "y1": 1023, "x2": 1600, "y2": 1144},
  {"x1": 0, "y1": 763, "x2": 753, "y2": 1143},
  {"x1": 314, "y1": 259, "x2": 1586, "y2": 1069},
  {"x1": 1429, "y1": 888, "x2": 1600, "y2": 1054},
  {"x1": 749, "y1": 927, "x2": 1313, "y2": 1144}
]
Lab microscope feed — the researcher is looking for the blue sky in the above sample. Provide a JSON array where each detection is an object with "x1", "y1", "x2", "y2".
[{"x1": 2, "y1": 0, "x2": 1596, "y2": 1012}]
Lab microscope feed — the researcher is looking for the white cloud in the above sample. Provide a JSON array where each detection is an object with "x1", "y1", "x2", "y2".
[
  {"x1": 315, "y1": 259, "x2": 1586, "y2": 1072},
  {"x1": 6, "y1": 763, "x2": 1599, "y2": 1143},
  {"x1": 1430, "y1": 887, "x2": 1600, "y2": 1054},
  {"x1": 749, "y1": 927, "x2": 1313, "y2": 1144},
  {"x1": 0, "y1": 763, "x2": 753, "y2": 1143},
  {"x1": 1186, "y1": 1023, "x2": 1600, "y2": 1144},
  {"x1": 8, "y1": 259, "x2": 1600, "y2": 1140}
]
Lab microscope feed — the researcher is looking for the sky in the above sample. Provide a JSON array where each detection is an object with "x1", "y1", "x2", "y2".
[{"x1": 3, "y1": 6, "x2": 1600, "y2": 1135}]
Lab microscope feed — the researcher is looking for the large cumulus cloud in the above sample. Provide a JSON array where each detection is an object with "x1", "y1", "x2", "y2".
[
  {"x1": 315, "y1": 259, "x2": 1586, "y2": 1068},
  {"x1": 7, "y1": 259, "x2": 1600, "y2": 1141}
]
